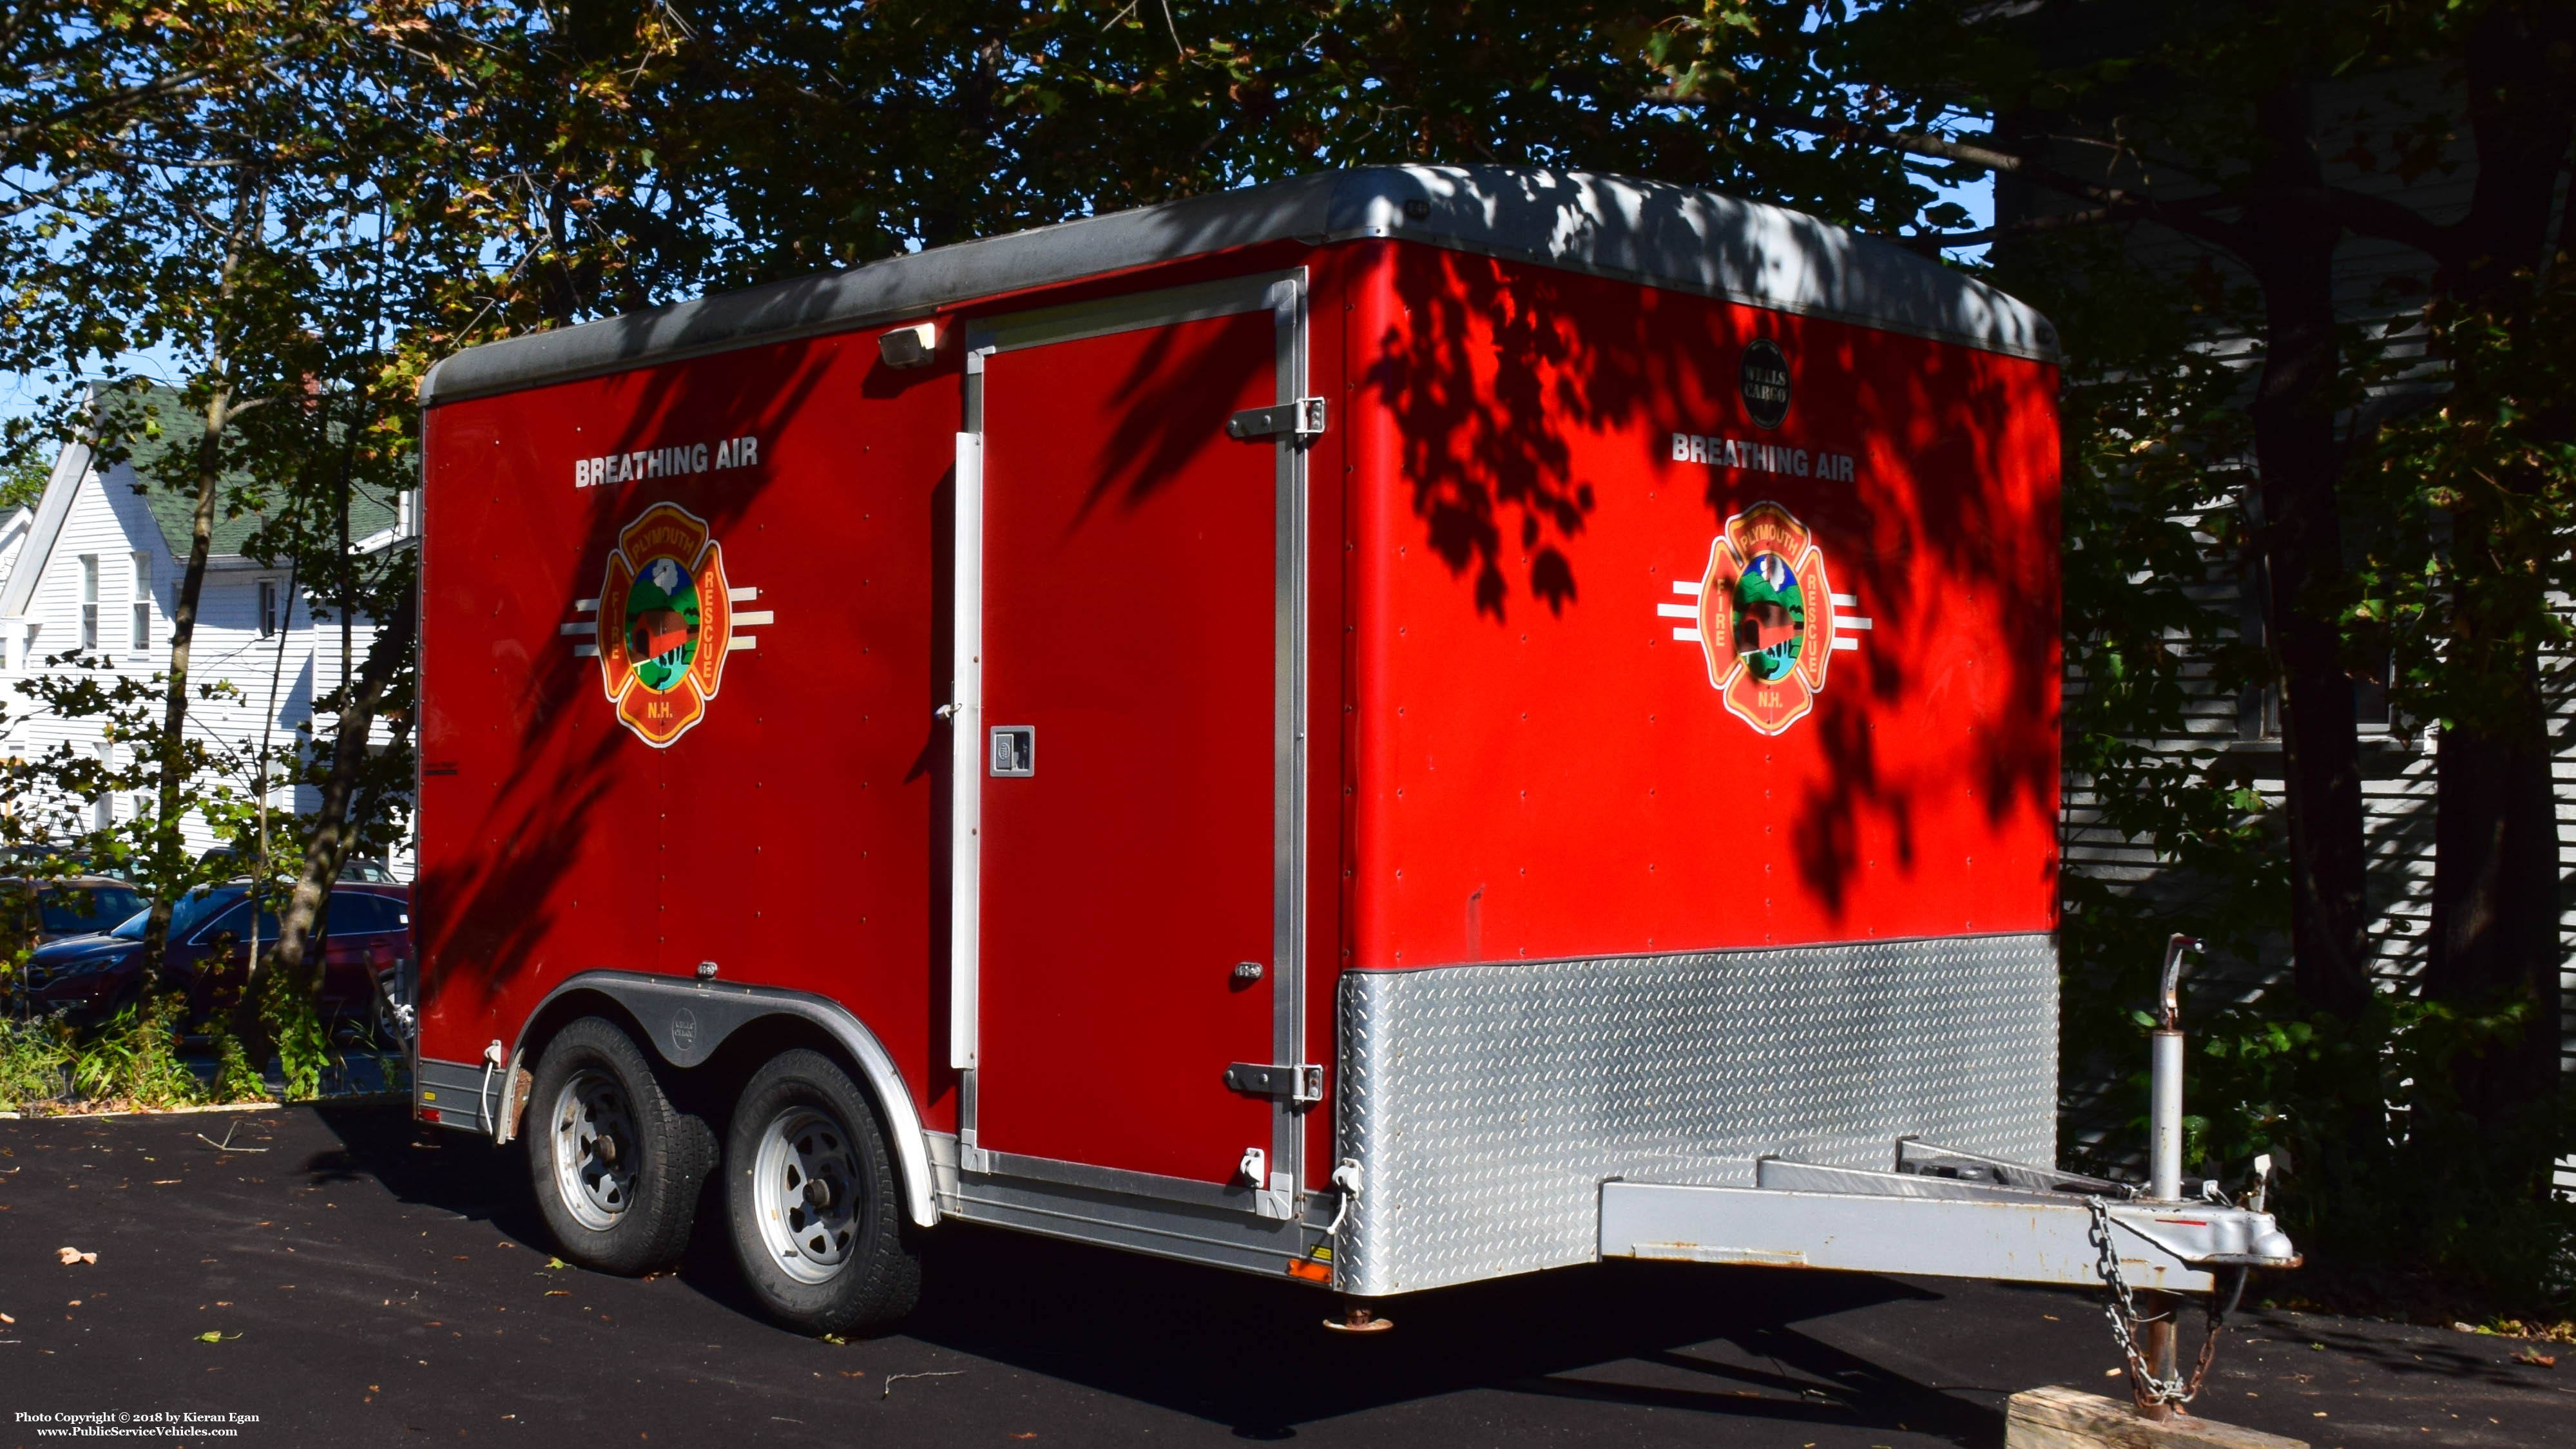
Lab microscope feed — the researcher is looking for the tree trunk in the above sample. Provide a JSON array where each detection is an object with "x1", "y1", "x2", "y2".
[
  {"x1": 137, "y1": 184, "x2": 262, "y2": 989},
  {"x1": 135, "y1": 378, "x2": 232, "y2": 982},
  {"x1": 256, "y1": 584, "x2": 416, "y2": 1008},
  {"x1": 2419, "y1": 0, "x2": 2571, "y2": 1140},
  {"x1": 2427, "y1": 680, "x2": 2560, "y2": 1122},
  {"x1": 2242, "y1": 77, "x2": 2373, "y2": 1017}
]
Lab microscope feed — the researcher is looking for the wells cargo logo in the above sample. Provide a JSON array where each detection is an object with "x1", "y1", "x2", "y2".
[
  {"x1": 1655, "y1": 502, "x2": 1869, "y2": 735},
  {"x1": 566, "y1": 503, "x2": 774, "y2": 747}
]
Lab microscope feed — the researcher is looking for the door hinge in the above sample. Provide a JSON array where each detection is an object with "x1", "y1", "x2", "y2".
[
  {"x1": 1224, "y1": 1062, "x2": 1325, "y2": 1106},
  {"x1": 1227, "y1": 398, "x2": 1327, "y2": 442}
]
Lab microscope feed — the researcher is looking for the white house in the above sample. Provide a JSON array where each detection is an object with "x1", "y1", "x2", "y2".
[{"x1": 0, "y1": 389, "x2": 415, "y2": 877}]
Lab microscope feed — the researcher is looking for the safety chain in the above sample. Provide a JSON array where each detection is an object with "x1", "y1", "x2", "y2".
[{"x1": 2084, "y1": 1196, "x2": 2243, "y2": 1412}]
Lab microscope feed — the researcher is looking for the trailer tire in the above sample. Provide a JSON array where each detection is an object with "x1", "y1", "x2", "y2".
[
  {"x1": 526, "y1": 1017, "x2": 713, "y2": 1274},
  {"x1": 724, "y1": 1050, "x2": 921, "y2": 1336}
]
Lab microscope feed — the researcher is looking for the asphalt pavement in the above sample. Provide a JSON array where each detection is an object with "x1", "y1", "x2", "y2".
[{"x1": 0, "y1": 1106, "x2": 2564, "y2": 1448}]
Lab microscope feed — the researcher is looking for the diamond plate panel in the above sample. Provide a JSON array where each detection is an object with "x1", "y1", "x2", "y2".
[{"x1": 1333, "y1": 932, "x2": 2057, "y2": 1295}]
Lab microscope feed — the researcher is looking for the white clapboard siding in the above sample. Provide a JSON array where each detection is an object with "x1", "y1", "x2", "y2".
[
  {"x1": 2064, "y1": 568, "x2": 2576, "y2": 1194},
  {"x1": 0, "y1": 450, "x2": 411, "y2": 879}
]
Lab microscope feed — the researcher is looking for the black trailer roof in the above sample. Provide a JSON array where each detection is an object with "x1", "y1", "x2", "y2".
[{"x1": 421, "y1": 166, "x2": 2057, "y2": 407}]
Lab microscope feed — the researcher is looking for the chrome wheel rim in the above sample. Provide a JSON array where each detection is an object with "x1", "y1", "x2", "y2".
[
  {"x1": 550, "y1": 1068, "x2": 639, "y2": 1232},
  {"x1": 751, "y1": 1105, "x2": 861, "y2": 1285}
]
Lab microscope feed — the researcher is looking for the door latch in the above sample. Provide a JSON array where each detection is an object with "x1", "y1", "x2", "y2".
[
  {"x1": 1226, "y1": 398, "x2": 1327, "y2": 442},
  {"x1": 988, "y1": 725, "x2": 1034, "y2": 776},
  {"x1": 1224, "y1": 1062, "x2": 1325, "y2": 1106}
]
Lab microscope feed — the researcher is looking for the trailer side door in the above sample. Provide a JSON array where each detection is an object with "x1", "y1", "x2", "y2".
[{"x1": 954, "y1": 273, "x2": 1311, "y2": 1214}]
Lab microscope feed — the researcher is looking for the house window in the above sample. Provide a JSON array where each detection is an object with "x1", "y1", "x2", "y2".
[
  {"x1": 79, "y1": 554, "x2": 98, "y2": 652},
  {"x1": 2354, "y1": 650, "x2": 2394, "y2": 734},
  {"x1": 2245, "y1": 671, "x2": 2395, "y2": 740},
  {"x1": 258, "y1": 579, "x2": 280, "y2": 638},
  {"x1": 129, "y1": 553, "x2": 150, "y2": 653}
]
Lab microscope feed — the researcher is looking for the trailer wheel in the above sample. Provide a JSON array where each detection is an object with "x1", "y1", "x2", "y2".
[
  {"x1": 526, "y1": 1017, "x2": 711, "y2": 1274},
  {"x1": 725, "y1": 1050, "x2": 921, "y2": 1335}
]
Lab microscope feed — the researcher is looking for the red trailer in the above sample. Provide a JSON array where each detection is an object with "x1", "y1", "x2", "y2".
[{"x1": 409, "y1": 167, "x2": 2292, "y2": 1344}]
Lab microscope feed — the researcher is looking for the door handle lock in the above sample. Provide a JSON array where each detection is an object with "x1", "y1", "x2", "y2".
[{"x1": 988, "y1": 725, "x2": 1034, "y2": 776}]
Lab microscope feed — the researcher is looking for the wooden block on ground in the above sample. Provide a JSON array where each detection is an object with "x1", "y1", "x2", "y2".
[{"x1": 2006, "y1": 1387, "x2": 2307, "y2": 1449}]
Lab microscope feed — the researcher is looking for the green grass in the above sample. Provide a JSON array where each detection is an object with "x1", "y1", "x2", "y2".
[{"x1": 0, "y1": 1016, "x2": 72, "y2": 1109}]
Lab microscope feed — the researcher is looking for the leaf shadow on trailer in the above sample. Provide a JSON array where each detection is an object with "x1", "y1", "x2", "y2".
[
  {"x1": 1783, "y1": 396, "x2": 2061, "y2": 926},
  {"x1": 1068, "y1": 309, "x2": 1276, "y2": 534},
  {"x1": 1370, "y1": 247, "x2": 1600, "y2": 623},
  {"x1": 412, "y1": 339, "x2": 847, "y2": 1019},
  {"x1": 1368, "y1": 231, "x2": 2058, "y2": 929}
]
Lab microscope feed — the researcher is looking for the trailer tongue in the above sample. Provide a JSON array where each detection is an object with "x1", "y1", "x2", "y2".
[{"x1": 1604, "y1": 1144, "x2": 2298, "y2": 1292}]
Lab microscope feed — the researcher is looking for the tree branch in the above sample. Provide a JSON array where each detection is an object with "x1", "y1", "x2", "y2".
[
  {"x1": 1910, "y1": 189, "x2": 2248, "y2": 250},
  {"x1": 1908, "y1": 204, "x2": 2128, "y2": 250},
  {"x1": 2327, "y1": 188, "x2": 2459, "y2": 267},
  {"x1": 1660, "y1": 91, "x2": 2251, "y2": 252},
  {"x1": 1671, "y1": 89, "x2": 2477, "y2": 273},
  {"x1": 0, "y1": 71, "x2": 204, "y2": 151}
]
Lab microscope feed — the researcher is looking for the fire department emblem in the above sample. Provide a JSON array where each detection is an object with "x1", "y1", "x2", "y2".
[
  {"x1": 1690, "y1": 502, "x2": 1840, "y2": 735},
  {"x1": 573, "y1": 503, "x2": 770, "y2": 748}
]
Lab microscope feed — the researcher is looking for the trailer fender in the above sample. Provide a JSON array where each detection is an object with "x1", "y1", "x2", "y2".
[{"x1": 514, "y1": 970, "x2": 938, "y2": 1228}]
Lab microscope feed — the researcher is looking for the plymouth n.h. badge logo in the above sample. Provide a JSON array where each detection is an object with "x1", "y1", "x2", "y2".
[
  {"x1": 567, "y1": 503, "x2": 773, "y2": 747},
  {"x1": 1657, "y1": 502, "x2": 1867, "y2": 736}
]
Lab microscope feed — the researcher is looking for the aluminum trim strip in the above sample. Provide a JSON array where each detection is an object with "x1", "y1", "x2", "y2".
[
  {"x1": 973, "y1": 1148, "x2": 1263, "y2": 1214},
  {"x1": 969, "y1": 273, "x2": 1282, "y2": 356},
  {"x1": 941, "y1": 1173, "x2": 1326, "y2": 1283},
  {"x1": 1267, "y1": 271, "x2": 1311, "y2": 1198},
  {"x1": 948, "y1": 427, "x2": 983, "y2": 1071}
]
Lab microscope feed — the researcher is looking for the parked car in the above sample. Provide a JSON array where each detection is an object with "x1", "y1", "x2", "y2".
[
  {"x1": 9, "y1": 883, "x2": 411, "y2": 1029},
  {"x1": 195, "y1": 847, "x2": 399, "y2": 883},
  {"x1": 0, "y1": 843, "x2": 135, "y2": 883},
  {"x1": 0, "y1": 875, "x2": 148, "y2": 950}
]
